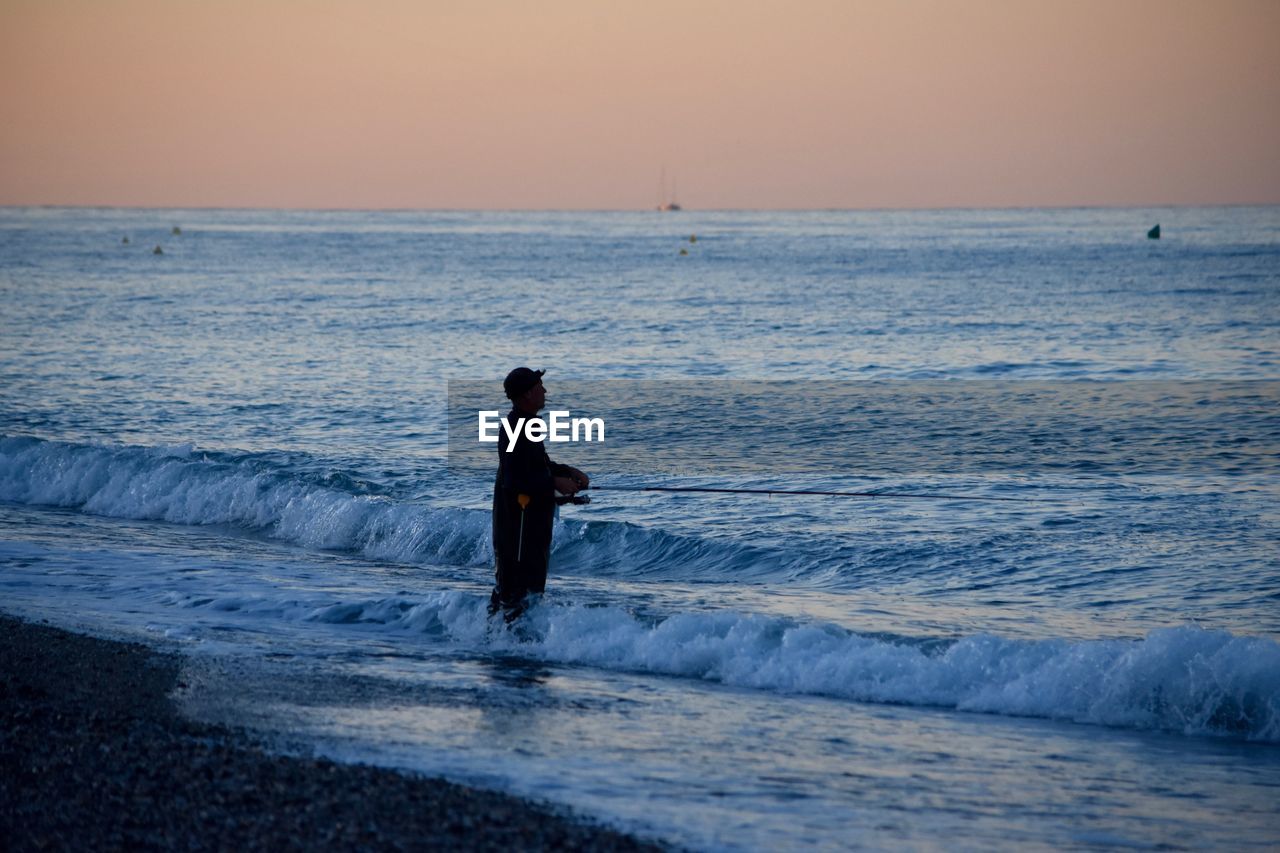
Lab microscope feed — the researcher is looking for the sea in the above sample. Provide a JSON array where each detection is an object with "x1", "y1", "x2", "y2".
[{"x1": 1, "y1": 206, "x2": 1278, "y2": 850}]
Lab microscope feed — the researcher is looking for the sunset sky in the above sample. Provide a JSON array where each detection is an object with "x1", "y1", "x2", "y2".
[{"x1": 1, "y1": 0, "x2": 1277, "y2": 210}]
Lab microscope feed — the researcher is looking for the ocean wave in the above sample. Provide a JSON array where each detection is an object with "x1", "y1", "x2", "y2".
[
  {"x1": 0, "y1": 435, "x2": 786, "y2": 580},
  {"x1": 7, "y1": 434, "x2": 1277, "y2": 741},
  {"x1": 495, "y1": 602, "x2": 1280, "y2": 742},
  {"x1": 176, "y1": 587, "x2": 1280, "y2": 742},
  {"x1": 0, "y1": 435, "x2": 493, "y2": 568}
]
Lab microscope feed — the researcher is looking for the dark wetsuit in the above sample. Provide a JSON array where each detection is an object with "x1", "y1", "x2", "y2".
[{"x1": 490, "y1": 408, "x2": 572, "y2": 619}]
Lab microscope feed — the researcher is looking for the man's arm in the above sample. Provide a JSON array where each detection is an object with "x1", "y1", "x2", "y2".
[
  {"x1": 549, "y1": 460, "x2": 589, "y2": 492},
  {"x1": 503, "y1": 427, "x2": 554, "y2": 498}
]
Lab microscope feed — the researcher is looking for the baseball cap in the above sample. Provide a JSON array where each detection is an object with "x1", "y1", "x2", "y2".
[{"x1": 503, "y1": 367, "x2": 545, "y2": 400}]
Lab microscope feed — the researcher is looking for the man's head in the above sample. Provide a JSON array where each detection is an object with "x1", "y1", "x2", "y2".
[{"x1": 504, "y1": 367, "x2": 545, "y2": 413}]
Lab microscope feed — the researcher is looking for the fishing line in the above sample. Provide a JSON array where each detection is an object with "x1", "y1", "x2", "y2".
[{"x1": 586, "y1": 485, "x2": 1052, "y2": 503}]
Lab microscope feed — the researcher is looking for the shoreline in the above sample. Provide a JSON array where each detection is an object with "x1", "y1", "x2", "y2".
[{"x1": 0, "y1": 613, "x2": 665, "y2": 851}]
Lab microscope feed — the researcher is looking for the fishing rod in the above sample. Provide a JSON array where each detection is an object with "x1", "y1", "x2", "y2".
[{"x1": 581, "y1": 485, "x2": 1052, "y2": 503}]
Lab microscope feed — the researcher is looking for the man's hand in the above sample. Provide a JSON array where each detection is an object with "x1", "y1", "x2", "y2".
[
  {"x1": 553, "y1": 476, "x2": 581, "y2": 496},
  {"x1": 565, "y1": 466, "x2": 590, "y2": 489}
]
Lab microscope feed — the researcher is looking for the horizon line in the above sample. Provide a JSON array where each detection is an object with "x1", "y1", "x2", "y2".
[{"x1": 3, "y1": 201, "x2": 1278, "y2": 215}]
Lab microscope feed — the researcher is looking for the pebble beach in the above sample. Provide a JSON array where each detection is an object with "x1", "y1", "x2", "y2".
[{"x1": 0, "y1": 614, "x2": 664, "y2": 851}]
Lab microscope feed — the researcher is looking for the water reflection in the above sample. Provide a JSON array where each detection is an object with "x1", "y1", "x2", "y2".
[{"x1": 482, "y1": 655, "x2": 553, "y2": 690}]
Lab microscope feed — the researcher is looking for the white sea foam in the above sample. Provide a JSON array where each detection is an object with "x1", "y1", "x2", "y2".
[
  {"x1": 211, "y1": 587, "x2": 1280, "y2": 742},
  {"x1": 0, "y1": 436, "x2": 493, "y2": 567},
  {"x1": 0, "y1": 435, "x2": 771, "y2": 580},
  {"x1": 6, "y1": 435, "x2": 1279, "y2": 742}
]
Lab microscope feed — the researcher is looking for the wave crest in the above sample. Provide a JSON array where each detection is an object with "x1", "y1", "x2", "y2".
[
  {"x1": 0, "y1": 435, "x2": 798, "y2": 580},
  {"x1": 0, "y1": 436, "x2": 492, "y2": 567},
  {"x1": 185, "y1": 586, "x2": 1280, "y2": 742}
]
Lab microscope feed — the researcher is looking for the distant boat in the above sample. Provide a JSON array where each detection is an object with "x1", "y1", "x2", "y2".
[
  {"x1": 657, "y1": 167, "x2": 683, "y2": 212},
  {"x1": 1147, "y1": 224, "x2": 1161, "y2": 240}
]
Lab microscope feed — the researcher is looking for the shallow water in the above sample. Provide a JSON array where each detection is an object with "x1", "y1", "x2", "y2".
[{"x1": 2, "y1": 206, "x2": 1278, "y2": 849}]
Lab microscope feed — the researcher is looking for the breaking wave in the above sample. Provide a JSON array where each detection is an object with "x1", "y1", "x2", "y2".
[
  {"x1": 0, "y1": 435, "x2": 787, "y2": 579},
  {"x1": 168, "y1": 586, "x2": 1280, "y2": 743},
  {"x1": 0, "y1": 435, "x2": 493, "y2": 567}
]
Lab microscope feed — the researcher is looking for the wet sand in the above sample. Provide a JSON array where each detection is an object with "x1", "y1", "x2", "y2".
[{"x1": 0, "y1": 614, "x2": 665, "y2": 851}]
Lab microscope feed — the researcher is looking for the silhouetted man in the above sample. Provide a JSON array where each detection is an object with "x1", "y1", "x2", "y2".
[{"x1": 489, "y1": 367, "x2": 589, "y2": 620}]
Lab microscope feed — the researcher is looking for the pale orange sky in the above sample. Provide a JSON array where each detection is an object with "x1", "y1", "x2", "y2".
[{"x1": 2, "y1": 0, "x2": 1277, "y2": 209}]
